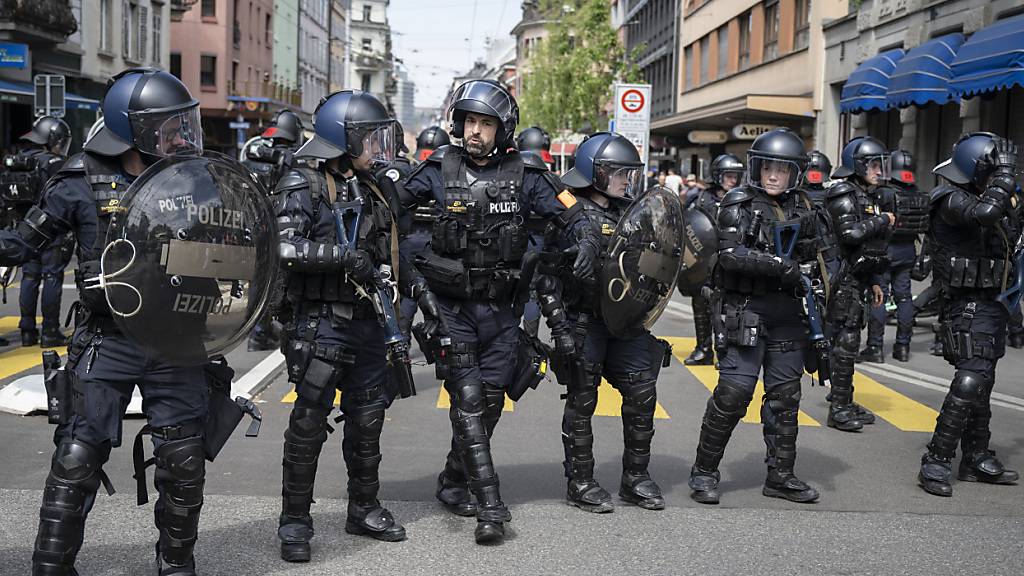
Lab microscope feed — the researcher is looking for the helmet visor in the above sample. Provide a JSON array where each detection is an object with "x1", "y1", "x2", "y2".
[
  {"x1": 353, "y1": 121, "x2": 397, "y2": 164},
  {"x1": 129, "y1": 105, "x2": 203, "y2": 158},
  {"x1": 747, "y1": 156, "x2": 802, "y2": 193},
  {"x1": 451, "y1": 80, "x2": 515, "y2": 122},
  {"x1": 595, "y1": 162, "x2": 644, "y2": 198},
  {"x1": 858, "y1": 154, "x2": 890, "y2": 183}
]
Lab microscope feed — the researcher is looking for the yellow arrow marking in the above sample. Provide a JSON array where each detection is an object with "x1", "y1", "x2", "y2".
[{"x1": 662, "y1": 336, "x2": 821, "y2": 426}]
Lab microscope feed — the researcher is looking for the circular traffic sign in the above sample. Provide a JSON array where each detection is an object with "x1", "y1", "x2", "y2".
[{"x1": 620, "y1": 89, "x2": 645, "y2": 113}]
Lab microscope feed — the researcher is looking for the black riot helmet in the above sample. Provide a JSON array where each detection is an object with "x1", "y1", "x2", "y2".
[
  {"x1": 448, "y1": 79, "x2": 519, "y2": 150},
  {"x1": 85, "y1": 68, "x2": 202, "y2": 158},
  {"x1": 889, "y1": 148, "x2": 916, "y2": 185},
  {"x1": 395, "y1": 121, "x2": 408, "y2": 155},
  {"x1": 20, "y1": 116, "x2": 72, "y2": 156},
  {"x1": 745, "y1": 128, "x2": 807, "y2": 193},
  {"x1": 295, "y1": 90, "x2": 396, "y2": 162},
  {"x1": 561, "y1": 131, "x2": 644, "y2": 198},
  {"x1": 803, "y1": 150, "x2": 832, "y2": 187},
  {"x1": 262, "y1": 109, "x2": 305, "y2": 145},
  {"x1": 416, "y1": 125, "x2": 450, "y2": 150},
  {"x1": 832, "y1": 136, "x2": 890, "y2": 181},
  {"x1": 933, "y1": 132, "x2": 1008, "y2": 189},
  {"x1": 516, "y1": 126, "x2": 553, "y2": 164},
  {"x1": 709, "y1": 153, "x2": 745, "y2": 188}
]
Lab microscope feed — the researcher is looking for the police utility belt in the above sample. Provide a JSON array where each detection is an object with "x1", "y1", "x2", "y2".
[
  {"x1": 415, "y1": 245, "x2": 523, "y2": 302},
  {"x1": 945, "y1": 256, "x2": 1009, "y2": 291}
]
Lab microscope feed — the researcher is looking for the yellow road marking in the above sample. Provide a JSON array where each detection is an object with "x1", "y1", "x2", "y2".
[
  {"x1": 593, "y1": 378, "x2": 670, "y2": 419},
  {"x1": 0, "y1": 316, "x2": 41, "y2": 334},
  {"x1": 281, "y1": 388, "x2": 342, "y2": 405},
  {"x1": 0, "y1": 344, "x2": 68, "y2": 381},
  {"x1": 850, "y1": 371, "x2": 938, "y2": 432},
  {"x1": 662, "y1": 336, "x2": 821, "y2": 426}
]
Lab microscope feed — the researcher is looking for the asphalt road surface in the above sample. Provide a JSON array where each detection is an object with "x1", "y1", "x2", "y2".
[{"x1": 1, "y1": 273, "x2": 1022, "y2": 575}]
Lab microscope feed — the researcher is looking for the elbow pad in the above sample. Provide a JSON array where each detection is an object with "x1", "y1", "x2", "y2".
[
  {"x1": 15, "y1": 206, "x2": 69, "y2": 251},
  {"x1": 279, "y1": 241, "x2": 343, "y2": 272}
]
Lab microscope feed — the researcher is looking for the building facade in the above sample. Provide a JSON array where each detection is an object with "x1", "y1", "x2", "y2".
[
  {"x1": 329, "y1": 0, "x2": 349, "y2": 93},
  {"x1": 621, "y1": 0, "x2": 680, "y2": 121},
  {"x1": 171, "y1": 0, "x2": 291, "y2": 152},
  {"x1": 348, "y1": 0, "x2": 394, "y2": 107},
  {"x1": 510, "y1": 0, "x2": 555, "y2": 100},
  {"x1": 272, "y1": 0, "x2": 300, "y2": 97},
  {"x1": 818, "y1": 0, "x2": 1024, "y2": 190},
  {"x1": 298, "y1": 0, "x2": 329, "y2": 112},
  {"x1": 392, "y1": 66, "x2": 414, "y2": 130},
  {"x1": 651, "y1": 0, "x2": 846, "y2": 177}
]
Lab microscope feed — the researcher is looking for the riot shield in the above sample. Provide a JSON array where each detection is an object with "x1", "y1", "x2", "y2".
[
  {"x1": 599, "y1": 185, "x2": 685, "y2": 336},
  {"x1": 95, "y1": 152, "x2": 277, "y2": 366},
  {"x1": 676, "y1": 203, "x2": 719, "y2": 297}
]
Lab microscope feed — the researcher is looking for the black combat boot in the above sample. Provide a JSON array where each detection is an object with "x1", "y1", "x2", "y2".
[
  {"x1": 40, "y1": 327, "x2": 69, "y2": 348},
  {"x1": 278, "y1": 406, "x2": 329, "y2": 562},
  {"x1": 892, "y1": 342, "x2": 910, "y2": 362},
  {"x1": 857, "y1": 344, "x2": 884, "y2": 363},
  {"x1": 762, "y1": 381, "x2": 818, "y2": 503},
  {"x1": 958, "y1": 387, "x2": 1019, "y2": 485},
  {"x1": 563, "y1": 384, "x2": 613, "y2": 513},
  {"x1": 918, "y1": 374, "x2": 978, "y2": 497},
  {"x1": 22, "y1": 327, "x2": 39, "y2": 347},
  {"x1": 342, "y1": 392, "x2": 406, "y2": 542},
  {"x1": 684, "y1": 298, "x2": 714, "y2": 365},
  {"x1": 689, "y1": 381, "x2": 752, "y2": 504},
  {"x1": 618, "y1": 381, "x2": 663, "y2": 510}
]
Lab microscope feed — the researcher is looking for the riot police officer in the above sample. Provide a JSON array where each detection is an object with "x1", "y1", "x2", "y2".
[
  {"x1": 244, "y1": 109, "x2": 307, "y2": 351},
  {"x1": 682, "y1": 153, "x2": 744, "y2": 366},
  {"x1": 0, "y1": 116, "x2": 72, "y2": 347},
  {"x1": 0, "y1": 68, "x2": 217, "y2": 576},
  {"x1": 516, "y1": 125, "x2": 554, "y2": 169},
  {"x1": 401, "y1": 79, "x2": 600, "y2": 544},
  {"x1": 688, "y1": 128, "x2": 832, "y2": 504},
  {"x1": 414, "y1": 125, "x2": 451, "y2": 163},
  {"x1": 862, "y1": 149, "x2": 928, "y2": 362},
  {"x1": 274, "y1": 91, "x2": 443, "y2": 560},
  {"x1": 536, "y1": 132, "x2": 666, "y2": 513},
  {"x1": 824, "y1": 136, "x2": 896, "y2": 432},
  {"x1": 918, "y1": 133, "x2": 1020, "y2": 497},
  {"x1": 801, "y1": 150, "x2": 832, "y2": 207}
]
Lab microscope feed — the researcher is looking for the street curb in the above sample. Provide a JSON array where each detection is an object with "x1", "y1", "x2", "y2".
[{"x1": 231, "y1": 350, "x2": 285, "y2": 400}]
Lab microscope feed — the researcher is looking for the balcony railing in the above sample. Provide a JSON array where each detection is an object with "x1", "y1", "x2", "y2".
[
  {"x1": 228, "y1": 79, "x2": 303, "y2": 107},
  {"x1": 0, "y1": 0, "x2": 77, "y2": 43}
]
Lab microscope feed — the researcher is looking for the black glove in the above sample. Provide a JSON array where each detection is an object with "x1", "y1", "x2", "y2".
[
  {"x1": 572, "y1": 229, "x2": 601, "y2": 282},
  {"x1": 550, "y1": 324, "x2": 576, "y2": 356},
  {"x1": 991, "y1": 137, "x2": 1018, "y2": 175},
  {"x1": 415, "y1": 282, "x2": 450, "y2": 340},
  {"x1": 342, "y1": 248, "x2": 375, "y2": 285},
  {"x1": 781, "y1": 261, "x2": 804, "y2": 292}
]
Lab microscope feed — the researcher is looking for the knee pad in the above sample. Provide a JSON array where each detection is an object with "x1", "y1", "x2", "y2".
[
  {"x1": 50, "y1": 438, "x2": 107, "y2": 484},
  {"x1": 620, "y1": 381, "x2": 657, "y2": 413},
  {"x1": 834, "y1": 329, "x2": 860, "y2": 355},
  {"x1": 342, "y1": 397, "x2": 386, "y2": 437},
  {"x1": 449, "y1": 377, "x2": 485, "y2": 414},
  {"x1": 950, "y1": 371, "x2": 986, "y2": 402},
  {"x1": 287, "y1": 406, "x2": 330, "y2": 440},
  {"x1": 712, "y1": 380, "x2": 755, "y2": 415},
  {"x1": 154, "y1": 436, "x2": 206, "y2": 486},
  {"x1": 572, "y1": 386, "x2": 599, "y2": 418},
  {"x1": 764, "y1": 380, "x2": 801, "y2": 413}
]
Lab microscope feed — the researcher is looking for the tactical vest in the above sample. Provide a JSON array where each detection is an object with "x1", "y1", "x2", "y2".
[
  {"x1": 930, "y1": 184, "x2": 1021, "y2": 297},
  {"x1": 840, "y1": 182, "x2": 891, "y2": 277},
  {"x1": 692, "y1": 186, "x2": 724, "y2": 224},
  {"x1": 547, "y1": 196, "x2": 622, "y2": 313},
  {"x1": 419, "y1": 148, "x2": 529, "y2": 301},
  {"x1": 285, "y1": 167, "x2": 397, "y2": 310},
  {"x1": 0, "y1": 149, "x2": 59, "y2": 208},
  {"x1": 891, "y1": 184, "x2": 929, "y2": 238}
]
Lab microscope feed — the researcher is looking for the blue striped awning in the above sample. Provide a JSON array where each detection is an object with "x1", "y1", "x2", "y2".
[
  {"x1": 0, "y1": 79, "x2": 99, "y2": 110},
  {"x1": 886, "y1": 33, "x2": 965, "y2": 108},
  {"x1": 840, "y1": 48, "x2": 906, "y2": 113},
  {"x1": 950, "y1": 13, "x2": 1024, "y2": 98}
]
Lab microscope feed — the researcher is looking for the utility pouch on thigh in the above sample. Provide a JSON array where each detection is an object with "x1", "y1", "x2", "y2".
[
  {"x1": 649, "y1": 336, "x2": 673, "y2": 380},
  {"x1": 42, "y1": 351, "x2": 73, "y2": 426},
  {"x1": 724, "y1": 306, "x2": 760, "y2": 347},
  {"x1": 942, "y1": 302, "x2": 976, "y2": 362},
  {"x1": 508, "y1": 328, "x2": 550, "y2": 401},
  {"x1": 202, "y1": 356, "x2": 262, "y2": 461},
  {"x1": 298, "y1": 357, "x2": 340, "y2": 404},
  {"x1": 411, "y1": 322, "x2": 437, "y2": 365},
  {"x1": 285, "y1": 340, "x2": 314, "y2": 384}
]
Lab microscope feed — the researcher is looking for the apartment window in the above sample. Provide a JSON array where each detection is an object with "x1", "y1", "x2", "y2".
[
  {"x1": 717, "y1": 26, "x2": 729, "y2": 78},
  {"x1": 201, "y1": 0, "x2": 215, "y2": 18},
  {"x1": 170, "y1": 52, "x2": 181, "y2": 79},
  {"x1": 99, "y1": 0, "x2": 112, "y2": 51},
  {"x1": 362, "y1": 4, "x2": 371, "y2": 21},
  {"x1": 138, "y1": 5, "x2": 149, "y2": 63},
  {"x1": 362, "y1": 38, "x2": 372, "y2": 52},
  {"x1": 699, "y1": 34, "x2": 710, "y2": 84},
  {"x1": 201, "y1": 54, "x2": 217, "y2": 87},
  {"x1": 265, "y1": 14, "x2": 272, "y2": 45},
  {"x1": 738, "y1": 11, "x2": 752, "y2": 69},
  {"x1": 122, "y1": 1, "x2": 132, "y2": 58},
  {"x1": 684, "y1": 45, "x2": 693, "y2": 90},
  {"x1": 152, "y1": 8, "x2": 162, "y2": 63},
  {"x1": 764, "y1": 1, "x2": 780, "y2": 61},
  {"x1": 361, "y1": 73, "x2": 372, "y2": 92},
  {"x1": 794, "y1": 0, "x2": 810, "y2": 50}
]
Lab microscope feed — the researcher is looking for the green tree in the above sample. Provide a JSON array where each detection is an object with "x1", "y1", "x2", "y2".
[{"x1": 519, "y1": 0, "x2": 640, "y2": 134}]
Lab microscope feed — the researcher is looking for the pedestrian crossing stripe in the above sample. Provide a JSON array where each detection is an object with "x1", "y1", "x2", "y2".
[
  {"x1": 281, "y1": 388, "x2": 342, "y2": 405},
  {"x1": 662, "y1": 337, "x2": 821, "y2": 426},
  {"x1": 661, "y1": 336, "x2": 940, "y2": 432}
]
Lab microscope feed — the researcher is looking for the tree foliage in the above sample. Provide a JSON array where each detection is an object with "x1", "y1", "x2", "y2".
[{"x1": 519, "y1": 0, "x2": 640, "y2": 134}]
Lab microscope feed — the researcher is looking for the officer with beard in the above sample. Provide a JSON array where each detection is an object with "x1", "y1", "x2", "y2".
[
  {"x1": 688, "y1": 128, "x2": 833, "y2": 504},
  {"x1": 0, "y1": 117, "x2": 72, "y2": 347},
  {"x1": 918, "y1": 133, "x2": 1020, "y2": 497},
  {"x1": 801, "y1": 150, "x2": 832, "y2": 207},
  {"x1": 245, "y1": 109, "x2": 306, "y2": 352},
  {"x1": 402, "y1": 79, "x2": 600, "y2": 544},
  {"x1": 536, "y1": 132, "x2": 665, "y2": 513},
  {"x1": 823, "y1": 137, "x2": 895, "y2": 432},
  {"x1": 682, "y1": 153, "x2": 744, "y2": 366},
  {"x1": 274, "y1": 91, "x2": 444, "y2": 561},
  {"x1": 861, "y1": 149, "x2": 928, "y2": 363},
  {"x1": 0, "y1": 68, "x2": 213, "y2": 576}
]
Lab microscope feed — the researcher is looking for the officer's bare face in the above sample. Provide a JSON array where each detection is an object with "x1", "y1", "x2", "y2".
[
  {"x1": 159, "y1": 117, "x2": 187, "y2": 154},
  {"x1": 761, "y1": 160, "x2": 792, "y2": 195},
  {"x1": 722, "y1": 172, "x2": 740, "y2": 190},
  {"x1": 463, "y1": 112, "x2": 498, "y2": 158},
  {"x1": 607, "y1": 169, "x2": 630, "y2": 198},
  {"x1": 865, "y1": 159, "x2": 883, "y2": 185},
  {"x1": 352, "y1": 133, "x2": 376, "y2": 171}
]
